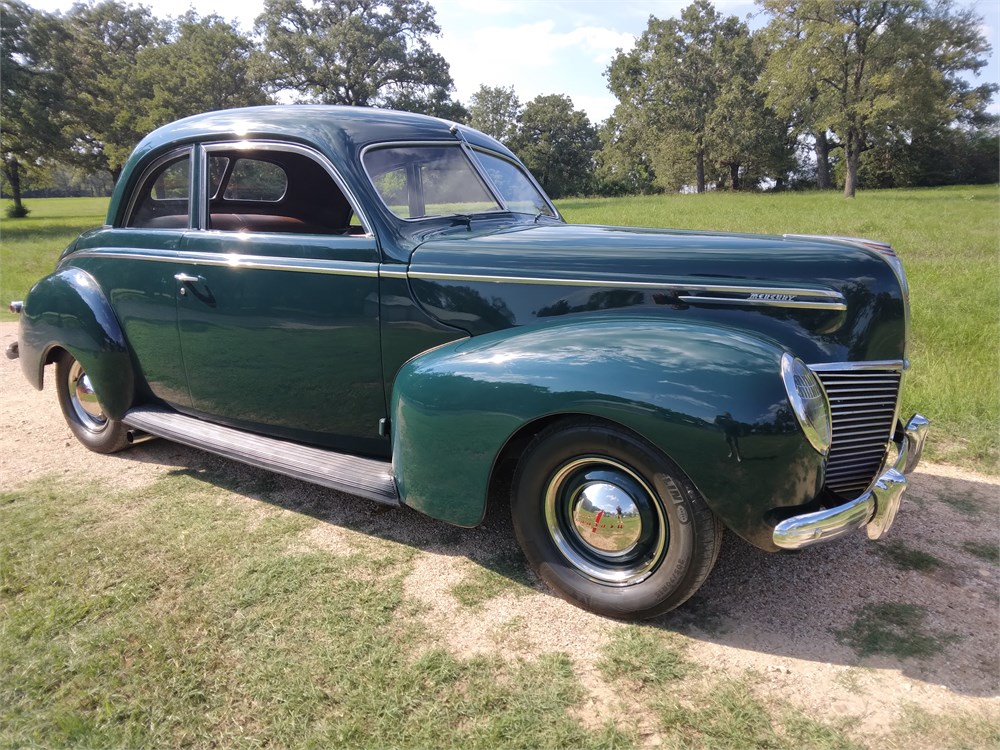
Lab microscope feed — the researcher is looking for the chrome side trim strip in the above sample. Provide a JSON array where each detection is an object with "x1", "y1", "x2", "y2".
[
  {"x1": 72, "y1": 249, "x2": 379, "y2": 277},
  {"x1": 407, "y1": 269, "x2": 844, "y2": 303},
  {"x1": 379, "y1": 268, "x2": 409, "y2": 279}
]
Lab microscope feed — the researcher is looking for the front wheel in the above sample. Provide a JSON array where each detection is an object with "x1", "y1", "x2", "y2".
[
  {"x1": 55, "y1": 351, "x2": 129, "y2": 454},
  {"x1": 511, "y1": 420, "x2": 722, "y2": 619}
]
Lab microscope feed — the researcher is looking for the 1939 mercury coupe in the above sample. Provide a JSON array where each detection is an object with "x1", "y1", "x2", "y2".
[{"x1": 8, "y1": 106, "x2": 929, "y2": 618}]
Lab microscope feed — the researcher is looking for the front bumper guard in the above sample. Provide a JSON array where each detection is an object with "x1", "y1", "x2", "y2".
[{"x1": 773, "y1": 414, "x2": 930, "y2": 550}]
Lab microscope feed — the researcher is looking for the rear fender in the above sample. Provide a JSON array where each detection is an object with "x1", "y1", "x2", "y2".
[
  {"x1": 19, "y1": 267, "x2": 135, "y2": 418},
  {"x1": 391, "y1": 317, "x2": 824, "y2": 549}
]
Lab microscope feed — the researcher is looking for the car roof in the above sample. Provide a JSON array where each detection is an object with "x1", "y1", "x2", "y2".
[
  {"x1": 108, "y1": 105, "x2": 515, "y2": 229},
  {"x1": 136, "y1": 105, "x2": 490, "y2": 153}
]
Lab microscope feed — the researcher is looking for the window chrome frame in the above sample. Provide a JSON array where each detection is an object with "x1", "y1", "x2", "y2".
[
  {"x1": 198, "y1": 140, "x2": 375, "y2": 238},
  {"x1": 122, "y1": 146, "x2": 196, "y2": 229}
]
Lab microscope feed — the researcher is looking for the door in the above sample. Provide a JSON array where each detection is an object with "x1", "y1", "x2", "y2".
[{"x1": 175, "y1": 143, "x2": 387, "y2": 456}]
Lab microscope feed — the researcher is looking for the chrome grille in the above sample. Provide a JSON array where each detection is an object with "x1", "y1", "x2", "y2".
[{"x1": 813, "y1": 367, "x2": 901, "y2": 499}]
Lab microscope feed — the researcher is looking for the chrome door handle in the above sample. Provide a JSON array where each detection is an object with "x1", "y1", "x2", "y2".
[{"x1": 174, "y1": 272, "x2": 215, "y2": 306}]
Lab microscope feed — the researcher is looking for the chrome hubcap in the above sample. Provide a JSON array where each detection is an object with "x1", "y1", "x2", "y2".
[
  {"x1": 544, "y1": 457, "x2": 667, "y2": 586},
  {"x1": 68, "y1": 360, "x2": 108, "y2": 432},
  {"x1": 570, "y1": 482, "x2": 642, "y2": 555}
]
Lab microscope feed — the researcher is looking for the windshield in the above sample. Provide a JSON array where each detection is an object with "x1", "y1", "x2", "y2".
[
  {"x1": 363, "y1": 145, "x2": 502, "y2": 219},
  {"x1": 475, "y1": 151, "x2": 555, "y2": 217}
]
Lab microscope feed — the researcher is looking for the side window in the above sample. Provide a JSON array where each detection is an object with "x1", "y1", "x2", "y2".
[
  {"x1": 205, "y1": 148, "x2": 362, "y2": 236},
  {"x1": 476, "y1": 151, "x2": 555, "y2": 217},
  {"x1": 126, "y1": 153, "x2": 191, "y2": 229},
  {"x1": 224, "y1": 159, "x2": 287, "y2": 201}
]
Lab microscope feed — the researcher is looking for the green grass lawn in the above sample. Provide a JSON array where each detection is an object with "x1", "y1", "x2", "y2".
[
  {"x1": 0, "y1": 197, "x2": 109, "y2": 315},
  {"x1": 2, "y1": 187, "x2": 997, "y2": 469}
]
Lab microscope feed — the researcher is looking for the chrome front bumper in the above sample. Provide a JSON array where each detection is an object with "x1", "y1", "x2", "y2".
[{"x1": 772, "y1": 414, "x2": 930, "y2": 550}]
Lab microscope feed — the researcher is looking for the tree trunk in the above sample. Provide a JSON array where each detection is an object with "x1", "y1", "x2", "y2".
[
  {"x1": 843, "y1": 130, "x2": 861, "y2": 198},
  {"x1": 729, "y1": 163, "x2": 740, "y2": 191},
  {"x1": 775, "y1": 176, "x2": 785, "y2": 191},
  {"x1": 695, "y1": 150, "x2": 705, "y2": 193},
  {"x1": 815, "y1": 131, "x2": 832, "y2": 189},
  {"x1": 3, "y1": 156, "x2": 25, "y2": 216}
]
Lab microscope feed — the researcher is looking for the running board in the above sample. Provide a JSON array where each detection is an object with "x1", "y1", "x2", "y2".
[{"x1": 123, "y1": 405, "x2": 399, "y2": 506}]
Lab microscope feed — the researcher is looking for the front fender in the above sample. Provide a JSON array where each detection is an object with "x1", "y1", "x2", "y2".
[
  {"x1": 391, "y1": 317, "x2": 824, "y2": 549},
  {"x1": 20, "y1": 267, "x2": 135, "y2": 419}
]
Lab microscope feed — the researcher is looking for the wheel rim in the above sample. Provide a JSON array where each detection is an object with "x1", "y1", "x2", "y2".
[
  {"x1": 543, "y1": 457, "x2": 667, "y2": 586},
  {"x1": 67, "y1": 360, "x2": 109, "y2": 433}
]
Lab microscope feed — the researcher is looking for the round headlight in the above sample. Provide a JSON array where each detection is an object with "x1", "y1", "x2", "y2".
[{"x1": 780, "y1": 353, "x2": 832, "y2": 456}]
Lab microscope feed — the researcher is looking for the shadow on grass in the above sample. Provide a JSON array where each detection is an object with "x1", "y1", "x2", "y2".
[{"x1": 122, "y1": 439, "x2": 999, "y2": 698}]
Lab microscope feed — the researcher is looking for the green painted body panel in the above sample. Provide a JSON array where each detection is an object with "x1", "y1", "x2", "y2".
[
  {"x1": 392, "y1": 317, "x2": 823, "y2": 549},
  {"x1": 407, "y1": 223, "x2": 905, "y2": 363},
  {"x1": 176, "y1": 232, "x2": 387, "y2": 455},
  {"x1": 70, "y1": 229, "x2": 190, "y2": 406},
  {"x1": 18, "y1": 267, "x2": 135, "y2": 418}
]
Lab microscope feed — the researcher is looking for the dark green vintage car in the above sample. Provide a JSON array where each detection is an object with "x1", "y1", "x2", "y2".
[{"x1": 9, "y1": 106, "x2": 928, "y2": 618}]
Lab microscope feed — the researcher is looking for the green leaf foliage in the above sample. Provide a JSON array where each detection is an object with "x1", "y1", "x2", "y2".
[
  {"x1": 604, "y1": 0, "x2": 792, "y2": 194},
  {"x1": 255, "y1": 0, "x2": 459, "y2": 110},
  {"x1": 759, "y1": 0, "x2": 996, "y2": 197},
  {"x1": 507, "y1": 94, "x2": 598, "y2": 199},
  {"x1": 468, "y1": 85, "x2": 522, "y2": 144}
]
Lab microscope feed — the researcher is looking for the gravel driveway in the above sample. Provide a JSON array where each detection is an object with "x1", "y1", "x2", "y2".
[{"x1": 2, "y1": 321, "x2": 997, "y2": 745}]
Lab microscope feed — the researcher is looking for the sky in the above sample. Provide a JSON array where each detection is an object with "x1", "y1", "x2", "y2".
[{"x1": 26, "y1": 0, "x2": 1000, "y2": 123}]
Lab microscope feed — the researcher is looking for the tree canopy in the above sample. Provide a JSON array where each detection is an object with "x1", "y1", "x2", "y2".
[
  {"x1": 255, "y1": 0, "x2": 459, "y2": 113},
  {"x1": 508, "y1": 94, "x2": 598, "y2": 199},
  {"x1": 468, "y1": 85, "x2": 522, "y2": 143},
  {"x1": 1, "y1": 0, "x2": 995, "y2": 208},
  {"x1": 605, "y1": 0, "x2": 791, "y2": 193},
  {"x1": 760, "y1": 0, "x2": 996, "y2": 197}
]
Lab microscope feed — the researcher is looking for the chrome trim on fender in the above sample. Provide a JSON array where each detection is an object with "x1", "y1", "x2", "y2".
[
  {"x1": 678, "y1": 295, "x2": 847, "y2": 311},
  {"x1": 772, "y1": 413, "x2": 929, "y2": 550},
  {"x1": 71, "y1": 249, "x2": 379, "y2": 277}
]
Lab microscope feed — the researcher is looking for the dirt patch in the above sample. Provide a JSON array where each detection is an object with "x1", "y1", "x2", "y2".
[{"x1": 2, "y1": 320, "x2": 997, "y2": 745}]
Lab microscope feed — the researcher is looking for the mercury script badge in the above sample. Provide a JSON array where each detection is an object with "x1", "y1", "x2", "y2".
[{"x1": 748, "y1": 293, "x2": 796, "y2": 302}]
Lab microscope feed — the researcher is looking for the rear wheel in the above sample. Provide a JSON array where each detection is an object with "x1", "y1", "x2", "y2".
[
  {"x1": 511, "y1": 419, "x2": 722, "y2": 619},
  {"x1": 55, "y1": 351, "x2": 129, "y2": 454}
]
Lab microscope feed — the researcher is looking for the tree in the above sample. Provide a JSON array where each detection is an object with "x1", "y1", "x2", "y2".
[
  {"x1": 133, "y1": 12, "x2": 270, "y2": 135},
  {"x1": 57, "y1": 0, "x2": 166, "y2": 180},
  {"x1": 468, "y1": 85, "x2": 521, "y2": 143},
  {"x1": 760, "y1": 0, "x2": 996, "y2": 197},
  {"x1": 256, "y1": 0, "x2": 459, "y2": 111},
  {"x1": 382, "y1": 87, "x2": 468, "y2": 121},
  {"x1": 508, "y1": 94, "x2": 598, "y2": 198},
  {"x1": 606, "y1": 1, "x2": 786, "y2": 193},
  {"x1": 1, "y1": 1, "x2": 72, "y2": 216}
]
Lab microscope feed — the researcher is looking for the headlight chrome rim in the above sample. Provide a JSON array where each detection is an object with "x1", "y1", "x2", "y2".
[{"x1": 781, "y1": 353, "x2": 832, "y2": 456}]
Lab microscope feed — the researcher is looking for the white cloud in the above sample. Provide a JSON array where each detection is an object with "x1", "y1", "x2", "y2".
[{"x1": 433, "y1": 18, "x2": 634, "y2": 120}]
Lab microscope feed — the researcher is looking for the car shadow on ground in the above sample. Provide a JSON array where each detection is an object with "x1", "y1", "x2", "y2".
[{"x1": 124, "y1": 439, "x2": 999, "y2": 699}]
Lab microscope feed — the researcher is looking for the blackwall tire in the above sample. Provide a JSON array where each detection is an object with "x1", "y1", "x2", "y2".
[
  {"x1": 55, "y1": 351, "x2": 129, "y2": 454},
  {"x1": 511, "y1": 419, "x2": 722, "y2": 619}
]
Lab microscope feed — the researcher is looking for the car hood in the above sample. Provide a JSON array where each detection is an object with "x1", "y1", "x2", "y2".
[{"x1": 406, "y1": 222, "x2": 907, "y2": 364}]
